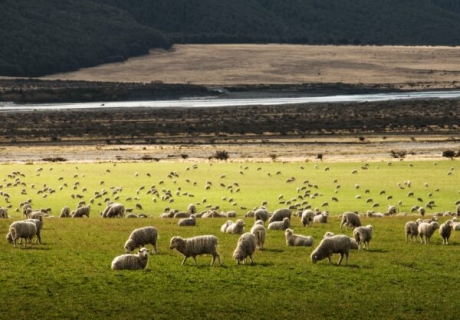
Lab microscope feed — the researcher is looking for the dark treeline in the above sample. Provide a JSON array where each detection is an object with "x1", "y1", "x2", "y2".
[{"x1": 2, "y1": 0, "x2": 460, "y2": 77}]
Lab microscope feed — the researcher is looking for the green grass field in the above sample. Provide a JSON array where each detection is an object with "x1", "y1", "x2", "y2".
[{"x1": 0, "y1": 159, "x2": 459, "y2": 319}]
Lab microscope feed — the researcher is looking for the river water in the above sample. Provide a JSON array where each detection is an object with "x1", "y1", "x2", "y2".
[{"x1": 1, "y1": 90, "x2": 460, "y2": 111}]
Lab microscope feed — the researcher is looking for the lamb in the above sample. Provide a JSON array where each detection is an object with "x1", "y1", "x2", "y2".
[
  {"x1": 439, "y1": 220, "x2": 453, "y2": 245},
  {"x1": 71, "y1": 205, "x2": 90, "y2": 218},
  {"x1": 310, "y1": 235, "x2": 352, "y2": 265},
  {"x1": 124, "y1": 226, "x2": 158, "y2": 254},
  {"x1": 268, "y1": 217, "x2": 291, "y2": 230},
  {"x1": 225, "y1": 219, "x2": 245, "y2": 234},
  {"x1": 232, "y1": 232, "x2": 257, "y2": 264},
  {"x1": 254, "y1": 207, "x2": 269, "y2": 223},
  {"x1": 301, "y1": 209, "x2": 314, "y2": 226},
  {"x1": 178, "y1": 214, "x2": 196, "y2": 226},
  {"x1": 405, "y1": 221, "x2": 419, "y2": 243},
  {"x1": 169, "y1": 235, "x2": 222, "y2": 266},
  {"x1": 250, "y1": 220, "x2": 266, "y2": 250},
  {"x1": 6, "y1": 221, "x2": 37, "y2": 248},
  {"x1": 60, "y1": 206, "x2": 71, "y2": 218},
  {"x1": 268, "y1": 208, "x2": 291, "y2": 223},
  {"x1": 417, "y1": 221, "x2": 439, "y2": 244},
  {"x1": 220, "y1": 220, "x2": 233, "y2": 233},
  {"x1": 340, "y1": 212, "x2": 362, "y2": 230},
  {"x1": 285, "y1": 228, "x2": 313, "y2": 247},
  {"x1": 111, "y1": 247, "x2": 149, "y2": 270},
  {"x1": 313, "y1": 211, "x2": 329, "y2": 224},
  {"x1": 353, "y1": 225, "x2": 373, "y2": 250}
]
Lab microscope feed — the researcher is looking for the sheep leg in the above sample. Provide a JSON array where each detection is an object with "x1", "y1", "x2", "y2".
[
  {"x1": 192, "y1": 256, "x2": 198, "y2": 266},
  {"x1": 181, "y1": 256, "x2": 188, "y2": 266},
  {"x1": 249, "y1": 255, "x2": 254, "y2": 265},
  {"x1": 337, "y1": 253, "x2": 343, "y2": 265},
  {"x1": 152, "y1": 243, "x2": 157, "y2": 254},
  {"x1": 327, "y1": 254, "x2": 333, "y2": 264}
]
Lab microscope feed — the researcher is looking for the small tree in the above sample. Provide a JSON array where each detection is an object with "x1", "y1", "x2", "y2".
[
  {"x1": 213, "y1": 150, "x2": 229, "y2": 161},
  {"x1": 442, "y1": 150, "x2": 457, "y2": 160}
]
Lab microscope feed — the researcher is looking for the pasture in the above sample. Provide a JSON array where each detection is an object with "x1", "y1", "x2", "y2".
[{"x1": 1, "y1": 159, "x2": 460, "y2": 319}]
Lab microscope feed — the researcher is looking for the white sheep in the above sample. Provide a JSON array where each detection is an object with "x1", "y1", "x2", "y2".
[
  {"x1": 285, "y1": 228, "x2": 313, "y2": 247},
  {"x1": 387, "y1": 205, "x2": 397, "y2": 216},
  {"x1": 268, "y1": 217, "x2": 291, "y2": 230},
  {"x1": 439, "y1": 220, "x2": 453, "y2": 245},
  {"x1": 340, "y1": 212, "x2": 361, "y2": 230},
  {"x1": 187, "y1": 203, "x2": 197, "y2": 214},
  {"x1": 232, "y1": 232, "x2": 257, "y2": 264},
  {"x1": 60, "y1": 206, "x2": 71, "y2": 218},
  {"x1": 0, "y1": 207, "x2": 8, "y2": 218},
  {"x1": 254, "y1": 207, "x2": 269, "y2": 223},
  {"x1": 310, "y1": 235, "x2": 352, "y2": 265},
  {"x1": 323, "y1": 231, "x2": 359, "y2": 250},
  {"x1": 25, "y1": 218, "x2": 43, "y2": 244},
  {"x1": 268, "y1": 208, "x2": 291, "y2": 223},
  {"x1": 225, "y1": 219, "x2": 245, "y2": 234},
  {"x1": 124, "y1": 226, "x2": 158, "y2": 254},
  {"x1": 353, "y1": 225, "x2": 373, "y2": 250},
  {"x1": 220, "y1": 220, "x2": 233, "y2": 233},
  {"x1": 405, "y1": 221, "x2": 419, "y2": 243},
  {"x1": 418, "y1": 221, "x2": 439, "y2": 244},
  {"x1": 169, "y1": 235, "x2": 222, "y2": 266},
  {"x1": 72, "y1": 205, "x2": 90, "y2": 218},
  {"x1": 313, "y1": 211, "x2": 329, "y2": 224},
  {"x1": 6, "y1": 221, "x2": 37, "y2": 248},
  {"x1": 250, "y1": 220, "x2": 266, "y2": 250},
  {"x1": 301, "y1": 209, "x2": 314, "y2": 227},
  {"x1": 178, "y1": 214, "x2": 196, "y2": 227},
  {"x1": 101, "y1": 203, "x2": 125, "y2": 218},
  {"x1": 111, "y1": 247, "x2": 149, "y2": 270}
]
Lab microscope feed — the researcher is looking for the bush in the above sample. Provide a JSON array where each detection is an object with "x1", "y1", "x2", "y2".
[
  {"x1": 442, "y1": 150, "x2": 458, "y2": 159},
  {"x1": 213, "y1": 150, "x2": 229, "y2": 161}
]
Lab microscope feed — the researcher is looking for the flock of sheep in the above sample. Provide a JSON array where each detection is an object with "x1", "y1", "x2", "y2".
[{"x1": 2, "y1": 162, "x2": 460, "y2": 269}]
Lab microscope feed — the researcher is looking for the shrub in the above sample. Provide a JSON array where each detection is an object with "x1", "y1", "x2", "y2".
[{"x1": 213, "y1": 150, "x2": 229, "y2": 161}]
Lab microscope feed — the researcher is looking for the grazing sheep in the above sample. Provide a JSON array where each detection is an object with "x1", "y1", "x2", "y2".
[
  {"x1": 387, "y1": 205, "x2": 397, "y2": 216},
  {"x1": 25, "y1": 218, "x2": 43, "y2": 244},
  {"x1": 6, "y1": 221, "x2": 37, "y2": 248},
  {"x1": 0, "y1": 207, "x2": 8, "y2": 218},
  {"x1": 111, "y1": 247, "x2": 150, "y2": 270},
  {"x1": 220, "y1": 220, "x2": 233, "y2": 233},
  {"x1": 254, "y1": 208, "x2": 269, "y2": 223},
  {"x1": 313, "y1": 211, "x2": 329, "y2": 224},
  {"x1": 353, "y1": 225, "x2": 373, "y2": 250},
  {"x1": 29, "y1": 210, "x2": 43, "y2": 221},
  {"x1": 439, "y1": 220, "x2": 453, "y2": 245},
  {"x1": 102, "y1": 203, "x2": 125, "y2": 218},
  {"x1": 250, "y1": 220, "x2": 266, "y2": 250},
  {"x1": 418, "y1": 221, "x2": 439, "y2": 244},
  {"x1": 405, "y1": 221, "x2": 419, "y2": 243},
  {"x1": 268, "y1": 208, "x2": 291, "y2": 223},
  {"x1": 301, "y1": 209, "x2": 314, "y2": 227},
  {"x1": 285, "y1": 228, "x2": 313, "y2": 247},
  {"x1": 225, "y1": 219, "x2": 245, "y2": 234},
  {"x1": 268, "y1": 217, "x2": 291, "y2": 230},
  {"x1": 340, "y1": 212, "x2": 362, "y2": 230},
  {"x1": 60, "y1": 206, "x2": 71, "y2": 218},
  {"x1": 169, "y1": 235, "x2": 222, "y2": 266},
  {"x1": 232, "y1": 232, "x2": 257, "y2": 264},
  {"x1": 323, "y1": 231, "x2": 359, "y2": 250},
  {"x1": 124, "y1": 226, "x2": 158, "y2": 254},
  {"x1": 126, "y1": 213, "x2": 138, "y2": 218},
  {"x1": 178, "y1": 214, "x2": 196, "y2": 227},
  {"x1": 310, "y1": 235, "x2": 352, "y2": 265},
  {"x1": 72, "y1": 205, "x2": 90, "y2": 218}
]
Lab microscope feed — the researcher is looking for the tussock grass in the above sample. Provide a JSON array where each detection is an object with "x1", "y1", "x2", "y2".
[{"x1": 0, "y1": 160, "x2": 459, "y2": 319}]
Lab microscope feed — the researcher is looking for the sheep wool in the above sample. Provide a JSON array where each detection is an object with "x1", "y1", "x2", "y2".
[
  {"x1": 72, "y1": 205, "x2": 90, "y2": 218},
  {"x1": 340, "y1": 212, "x2": 362, "y2": 230},
  {"x1": 178, "y1": 214, "x2": 196, "y2": 227},
  {"x1": 124, "y1": 226, "x2": 158, "y2": 254},
  {"x1": 268, "y1": 217, "x2": 291, "y2": 230},
  {"x1": 7, "y1": 221, "x2": 37, "y2": 248},
  {"x1": 353, "y1": 225, "x2": 373, "y2": 250},
  {"x1": 285, "y1": 228, "x2": 313, "y2": 247},
  {"x1": 313, "y1": 212, "x2": 329, "y2": 224},
  {"x1": 250, "y1": 220, "x2": 266, "y2": 250},
  {"x1": 225, "y1": 219, "x2": 245, "y2": 234},
  {"x1": 268, "y1": 208, "x2": 292, "y2": 223},
  {"x1": 111, "y1": 247, "x2": 149, "y2": 270},
  {"x1": 220, "y1": 220, "x2": 233, "y2": 233},
  {"x1": 417, "y1": 221, "x2": 439, "y2": 244},
  {"x1": 310, "y1": 235, "x2": 352, "y2": 265},
  {"x1": 405, "y1": 221, "x2": 419, "y2": 243},
  {"x1": 232, "y1": 232, "x2": 257, "y2": 264},
  {"x1": 170, "y1": 235, "x2": 222, "y2": 266},
  {"x1": 254, "y1": 208, "x2": 269, "y2": 223},
  {"x1": 301, "y1": 209, "x2": 314, "y2": 227},
  {"x1": 439, "y1": 220, "x2": 453, "y2": 245},
  {"x1": 25, "y1": 218, "x2": 43, "y2": 244}
]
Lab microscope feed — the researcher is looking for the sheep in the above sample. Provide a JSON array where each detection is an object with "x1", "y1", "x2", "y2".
[
  {"x1": 268, "y1": 208, "x2": 291, "y2": 223},
  {"x1": 387, "y1": 205, "x2": 397, "y2": 216},
  {"x1": 72, "y1": 205, "x2": 90, "y2": 218},
  {"x1": 340, "y1": 212, "x2": 361, "y2": 230},
  {"x1": 187, "y1": 203, "x2": 197, "y2": 214},
  {"x1": 313, "y1": 211, "x2": 329, "y2": 224},
  {"x1": 102, "y1": 203, "x2": 125, "y2": 218},
  {"x1": 29, "y1": 210, "x2": 43, "y2": 221},
  {"x1": 220, "y1": 220, "x2": 233, "y2": 233},
  {"x1": 111, "y1": 247, "x2": 150, "y2": 270},
  {"x1": 232, "y1": 232, "x2": 257, "y2": 264},
  {"x1": 60, "y1": 206, "x2": 71, "y2": 218},
  {"x1": 124, "y1": 226, "x2": 158, "y2": 254},
  {"x1": 250, "y1": 220, "x2": 266, "y2": 250},
  {"x1": 25, "y1": 218, "x2": 43, "y2": 244},
  {"x1": 22, "y1": 203, "x2": 32, "y2": 218},
  {"x1": 301, "y1": 209, "x2": 314, "y2": 227},
  {"x1": 169, "y1": 235, "x2": 222, "y2": 266},
  {"x1": 6, "y1": 221, "x2": 37, "y2": 248},
  {"x1": 353, "y1": 225, "x2": 373, "y2": 250},
  {"x1": 225, "y1": 219, "x2": 245, "y2": 234},
  {"x1": 285, "y1": 228, "x2": 313, "y2": 247},
  {"x1": 254, "y1": 207, "x2": 269, "y2": 223},
  {"x1": 405, "y1": 221, "x2": 419, "y2": 243},
  {"x1": 178, "y1": 214, "x2": 196, "y2": 227},
  {"x1": 323, "y1": 231, "x2": 359, "y2": 250},
  {"x1": 0, "y1": 207, "x2": 8, "y2": 218},
  {"x1": 310, "y1": 235, "x2": 352, "y2": 265},
  {"x1": 439, "y1": 220, "x2": 453, "y2": 245},
  {"x1": 418, "y1": 221, "x2": 439, "y2": 244},
  {"x1": 268, "y1": 217, "x2": 291, "y2": 230}
]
